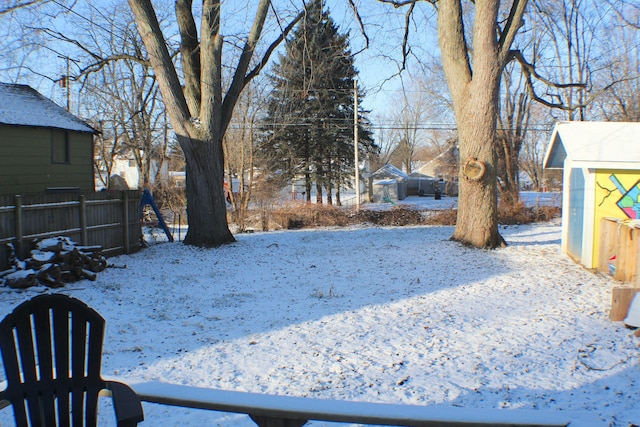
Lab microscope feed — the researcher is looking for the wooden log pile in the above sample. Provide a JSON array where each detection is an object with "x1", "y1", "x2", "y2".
[{"x1": 0, "y1": 237, "x2": 108, "y2": 289}]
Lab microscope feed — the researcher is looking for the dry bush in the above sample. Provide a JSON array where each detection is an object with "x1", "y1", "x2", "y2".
[
  {"x1": 272, "y1": 204, "x2": 350, "y2": 229},
  {"x1": 422, "y1": 209, "x2": 458, "y2": 225},
  {"x1": 231, "y1": 199, "x2": 561, "y2": 231},
  {"x1": 498, "y1": 202, "x2": 561, "y2": 225},
  {"x1": 150, "y1": 183, "x2": 186, "y2": 223},
  {"x1": 351, "y1": 207, "x2": 425, "y2": 226}
]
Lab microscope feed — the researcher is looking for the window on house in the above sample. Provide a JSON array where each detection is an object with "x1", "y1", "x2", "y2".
[
  {"x1": 129, "y1": 160, "x2": 136, "y2": 167},
  {"x1": 51, "y1": 130, "x2": 70, "y2": 164}
]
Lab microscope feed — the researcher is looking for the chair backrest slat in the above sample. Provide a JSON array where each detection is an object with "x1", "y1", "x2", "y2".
[
  {"x1": 52, "y1": 303, "x2": 70, "y2": 382},
  {"x1": 15, "y1": 315, "x2": 38, "y2": 386},
  {"x1": 0, "y1": 294, "x2": 110, "y2": 427},
  {"x1": 33, "y1": 308, "x2": 55, "y2": 383},
  {"x1": 0, "y1": 318, "x2": 25, "y2": 424}
]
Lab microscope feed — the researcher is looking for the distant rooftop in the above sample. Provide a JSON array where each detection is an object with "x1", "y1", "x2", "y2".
[{"x1": 0, "y1": 82, "x2": 95, "y2": 133}]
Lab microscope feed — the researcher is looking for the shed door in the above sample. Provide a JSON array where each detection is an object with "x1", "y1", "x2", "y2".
[{"x1": 567, "y1": 168, "x2": 585, "y2": 260}]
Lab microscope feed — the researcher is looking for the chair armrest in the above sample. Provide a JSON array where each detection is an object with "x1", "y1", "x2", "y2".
[
  {"x1": 106, "y1": 380, "x2": 144, "y2": 427},
  {"x1": 0, "y1": 388, "x2": 9, "y2": 411}
]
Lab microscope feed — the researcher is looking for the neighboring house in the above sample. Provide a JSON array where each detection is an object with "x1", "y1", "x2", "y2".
[
  {"x1": 96, "y1": 157, "x2": 139, "y2": 191},
  {"x1": 96, "y1": 156, "x2": 170, "y2": 191},
  {"x1": 544, "y1": 121, "x2": 640, "y2": 269},
  {"x1": 0, "y1": 82, "x2": 96, "y2": 195},
  {"x1": 415, "y1": 144, "x2": 459, "y2": 196},
  {"x1": 169, "y1": 171, "x2": 186, "y2": 188}
]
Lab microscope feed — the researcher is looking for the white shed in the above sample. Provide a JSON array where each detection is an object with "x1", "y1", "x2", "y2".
[
  {"x1": 544, "y1": 121, "x2": 640, "y2": 268},
  {"x1": 368, "y1": 164, "x2": 408, "y2": 202}
]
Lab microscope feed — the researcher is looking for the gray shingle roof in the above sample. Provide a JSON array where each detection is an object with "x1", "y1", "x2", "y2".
[{"x1": 0, "y1": 82, "x2": 95, "y2": 133}]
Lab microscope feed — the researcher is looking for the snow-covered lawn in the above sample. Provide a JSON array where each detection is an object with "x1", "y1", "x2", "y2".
[{"x1": 1, "y1": 216, "x2": 638, "y2": 426}]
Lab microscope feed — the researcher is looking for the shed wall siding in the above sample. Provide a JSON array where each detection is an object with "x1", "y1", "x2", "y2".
[
  {"x1": 567, "y1": 167, "x2": 586, "y2": 262},
  {"x1": 0, "y1": 125, "x2": 94, "y2": 194},
  {"x1": 591, "y1": 169, "x2": 640, "y2": 267}
]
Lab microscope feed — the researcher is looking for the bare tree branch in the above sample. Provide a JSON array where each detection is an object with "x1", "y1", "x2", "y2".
[
  {"x1": 400, "y1": 2, "x2": 416, "y2": 71},
  {"x1": 511, "y1": 49, "x2": 585, "y2": 90},
  {"x1": 28, "y1": 26, "x2": 151, "y2": 83},
  {"x1": 220, "y1": 0, "x2": 270, "y2": 135},
  {"x1": 497, "y1": 0, "x2": 528, "y2": 65},
  {"x1": 222, "y1": 3, "x2": 304, "y2": 135},
  {"x1": 604, "y1": 0, "x2": 640, "y2": 29},
  {"x1": 176, "y1": 0, "x2": 201, "y2": 117},
  {"x1": 378, "y1": 0, "x2": 435, "y2": 7},
  {"x1": 511, "y1": 49, "x2": 628, "y2": 111},
  {"x1": 438, "y1": 0, "x2": 472, "y2": 100},
  {"x1": 245, "y1": 9, "x2": 304, "y2": 82},
  {"x1": 347, "y1": 0, "x2": 370, "y2": 51},
  {"x1": 0, "y1": 0, "x2": 51, "y2": 14},
  {"x1": 128, "y1": 0, "x2": 192, "y2": 134}
]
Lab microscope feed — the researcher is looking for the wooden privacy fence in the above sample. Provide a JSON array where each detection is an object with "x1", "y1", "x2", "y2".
[{"x1": 0, "y1": 191, "x2": 142, "y2": 270}]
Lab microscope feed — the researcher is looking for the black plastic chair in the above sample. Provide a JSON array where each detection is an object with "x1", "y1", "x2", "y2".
[{"x1": 0, "y1": 294, "x2": 144, "y2": 426}]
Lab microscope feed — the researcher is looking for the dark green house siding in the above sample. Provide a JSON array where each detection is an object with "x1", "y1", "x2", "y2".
[{"x1": 0, "y1": 125, "x2": 94, "y2": 195}]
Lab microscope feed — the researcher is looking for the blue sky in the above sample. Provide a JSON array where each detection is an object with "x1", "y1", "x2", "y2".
[{"x1": 0, "y1": 0, "x2": 443, "y2": 120}]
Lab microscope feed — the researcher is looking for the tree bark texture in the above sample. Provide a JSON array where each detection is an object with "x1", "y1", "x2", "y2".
[
  {"x1": 438, "y1": 0, "x2": 527, "y2": 248},
  {"x1": 129, "y1": 0, "x2": 234, "y2": 246},
  {"x1": 179, "y1": 132, "x2": 234, "y2": 246},
  {"x1": 129, "y1": 0, "x2": 285, "y2": 246}
]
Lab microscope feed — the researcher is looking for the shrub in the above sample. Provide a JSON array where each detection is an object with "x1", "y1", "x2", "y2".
[{"x1": 230, "y1": 200, "x2": 561, "y2": 231}]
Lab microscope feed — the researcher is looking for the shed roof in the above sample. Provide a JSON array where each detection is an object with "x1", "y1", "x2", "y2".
[
  {"x1": 0, "y1": 82, "x2": 95, "y2": 133},
  {"x1": 371, "y1": 163, "x2": 407, "y2": 179},
  {"x1": 544, "y1": 121, "x2": 640, "y2": 170},
  {"x1": 408, "y1": 172, "x2": 434, "y2": 179}
]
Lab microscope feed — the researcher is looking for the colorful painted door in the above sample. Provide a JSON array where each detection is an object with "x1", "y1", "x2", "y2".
[{"x1": 567, "y1": 168, "x2": 585, "y2": 260}]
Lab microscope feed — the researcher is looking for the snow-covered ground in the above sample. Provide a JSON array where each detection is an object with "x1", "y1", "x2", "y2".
[
  {"x1": 1, "y1": 193, "x2": 639, "y2": 426},
  {"x1": 288, "y1": 190, "x2": 560, "y2": 212}
]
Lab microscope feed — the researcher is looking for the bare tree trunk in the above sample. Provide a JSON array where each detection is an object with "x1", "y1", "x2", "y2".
[
  {"x1": 437, "y1": 0, "x2": 524, "y2": 248},
  {"x1": 305, "y1": 171, "x2": 312, "y2": 202},
  {"x1": 179, "y1": 132, "x2": 234, "y2": 246},
  {"x1": 128, "y1": 0, "x2": 301, "y2": 246},
  {"x1": 452, "y1": 88, "x2": 504, "y2": 248}
]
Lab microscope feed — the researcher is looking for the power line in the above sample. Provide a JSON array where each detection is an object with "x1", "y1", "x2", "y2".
[{"x1": 230, "y1": 121, "x2": 555, "y2": 132}]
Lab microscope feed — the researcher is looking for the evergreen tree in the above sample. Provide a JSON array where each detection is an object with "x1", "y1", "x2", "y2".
[{"x1": 260, "y1": 0, "x2": 376, "y2": 205}]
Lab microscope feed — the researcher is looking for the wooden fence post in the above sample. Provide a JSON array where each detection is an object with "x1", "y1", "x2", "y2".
[
  {"x1": 79, "y1": 194, "x2": 87, "y2": 246},
  {"x1": 123, "y1": 191, "x2": 130, "y2": 254},
  {"x1": 14, "y1": 195, "x2": 22, "y2": 256}
]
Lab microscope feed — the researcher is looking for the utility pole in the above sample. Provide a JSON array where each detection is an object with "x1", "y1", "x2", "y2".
[
  {"x1": 65, "y1": 57, "x2": 70, "y2": 111},
  {"x1": 354, "y1": 79, "x2": 360, "y2": 208},
  {"x1": 58, "y1": 56, "x2": 71, "y2": 111}
]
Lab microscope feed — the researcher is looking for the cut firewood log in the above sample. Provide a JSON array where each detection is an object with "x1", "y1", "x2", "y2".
[
  {"x1": 5, "y1": 269, "x2": 37, "y2": 289},
  {"x1": 81, "y1": 269, "x2": 97, "y2": 281},
  {"x1": 3, "y1": 237, "x2": 109, "y2": 289},
  {"x1": 36, "y1": 264, "x2": 63, "y2": 288}
]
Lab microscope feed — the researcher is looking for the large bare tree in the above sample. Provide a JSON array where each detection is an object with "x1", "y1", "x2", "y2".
[
  {"x1": 127, "y1": 0, "x2": 302, "y2": 246},
  {"x1": 379, "y1": 0, "x2": 527, "y2": 247},
  {"x1": 497, "y1": 62, "x2": 532, "y2": 207},
  {"x1": 436, "y1": 0, "x2": 527, "y2": 248}
]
